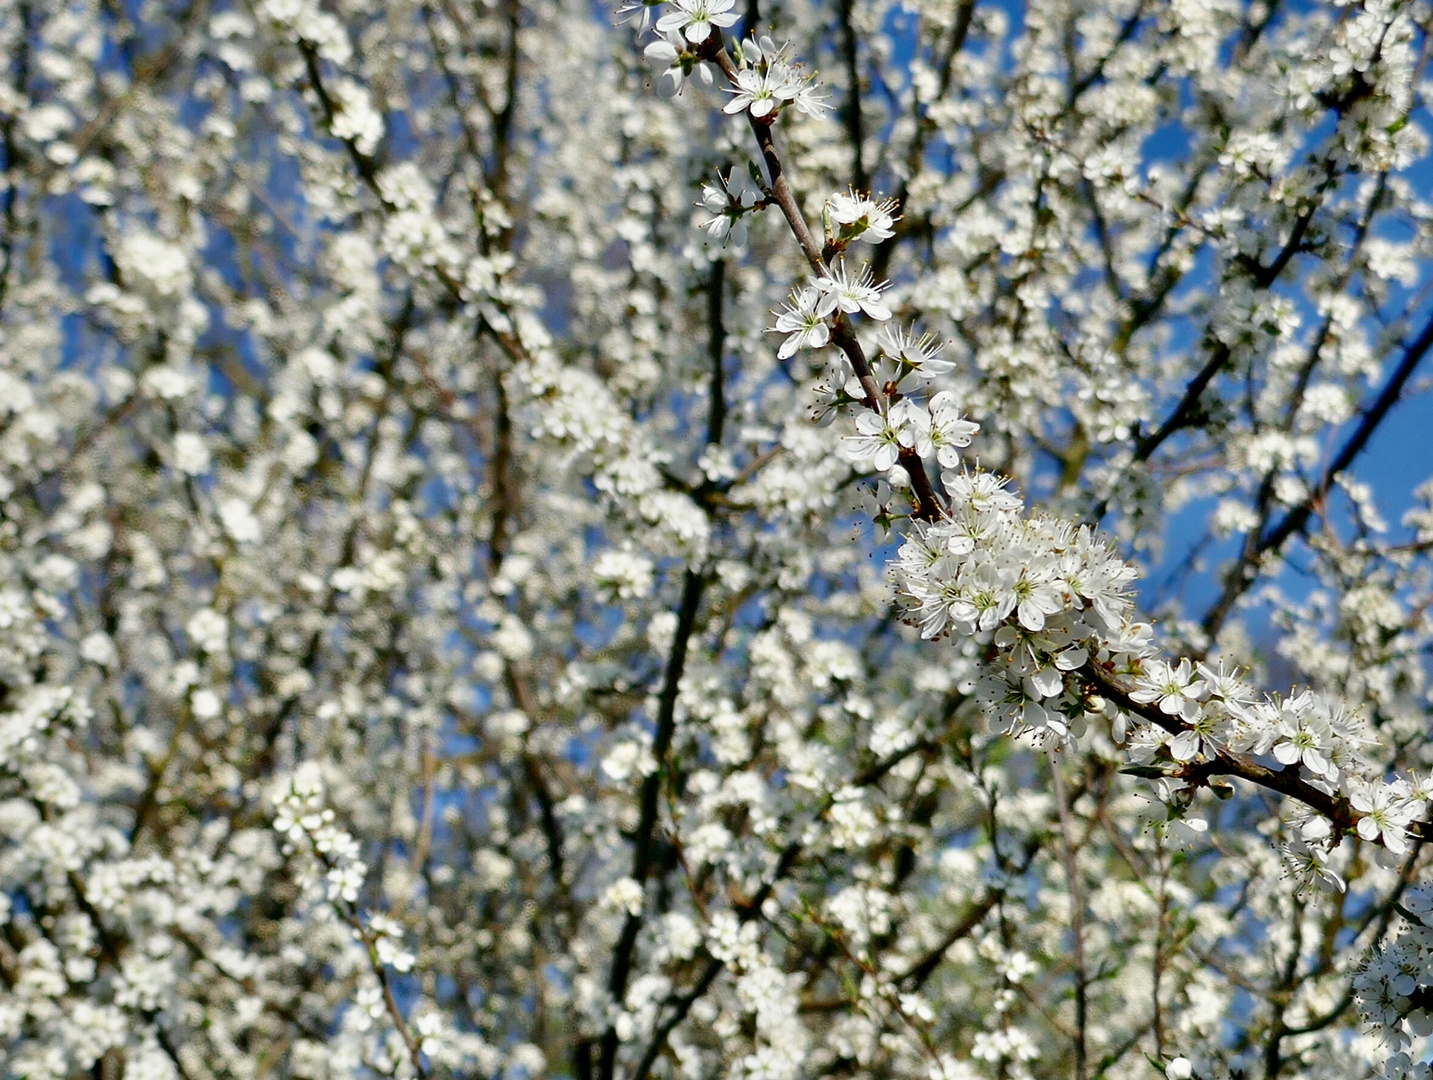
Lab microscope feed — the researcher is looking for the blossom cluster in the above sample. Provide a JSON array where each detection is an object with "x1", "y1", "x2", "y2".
[
  {"x1": 769, "y1": 246, "x2": 977, "y2": 490},
  {"x1": 721, "y1": 37, "x2": 830, "y2": 120},
  {"x1": 1356, "y1": 884, "x2": 1433, "y2": 1068},
  {"x1": 4, "y1": 0, "x2": 1433, "y2": 1078},
  {"x1": 273, "y1": 762, "x2": 369, "y2": 906}
]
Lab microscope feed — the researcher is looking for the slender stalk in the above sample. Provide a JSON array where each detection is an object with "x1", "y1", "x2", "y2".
[
  {"x1": 709, "y1": 43, "x2": 944, "y2": 521},
  {"x1": 1051, "y1": 761, "x2": 1088, "y2": 1080}
]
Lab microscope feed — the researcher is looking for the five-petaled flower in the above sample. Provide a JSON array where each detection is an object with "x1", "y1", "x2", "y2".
[
  {"x1": 1350, "y1": 780, "x2": 1417, "y2": 855},
  {"x1": 771, "y1": 287, "x2": 829, "y2": 359},
  {"x1": 1130, "y1": 658, "x2": 1206, "y2": 721},
  {"x1": 813, "y1": 261, "x2": 892, "y2": 321},
  {"x1": 723, "y1": 67, "x2": 791, "y2": 118},
  {"x1": 1269, "y1": 692, "x2": 1337, "y2": 778},
  {"x1": 643, "y1": 28, "x2": 716, "y2": 96},
  {"x1": 655, "y1": 0, "x2": 738, "y2": 44},
  {"x1": 842, "y1": 410, "x2": 905, "y2": 472},
  {"x1": 924, "y1": 392, "x2": 979, "y2": 467},
  {"x1": 827, "y1": 189, "x2": 899, "y2": 242}
]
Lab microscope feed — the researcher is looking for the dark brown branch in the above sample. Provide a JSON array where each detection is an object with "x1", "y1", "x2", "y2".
[
  {"x1": 592, "y1": 266, "x2": 739, "y2": 1075},
  {"x1": 596, "y1": 570, "x2": 702, "y2": 1080},
  {"x1": 709, "y1": 45, "x2": 944, "y2": 521},
  {"x1": 0, "y1": 1, "x2": 29, "y2": 313},
  {"x1": 629, "y1": 956, "x2": 725, "y2": 1080},
  {"x1": 492, "y1": 0, "x2": 523, "y2": 200},
  {"x1": 1085, "y1": 663, "x2": 1432, "y2": 845},
  {"x1": 707, "y1": 258, "x2": 727, "y2": 446},
  {"x1": 836, "y1": 0, "x2": 867, "y2": 191},
  {"x1": 1201, "y1": 307, "x2": 1433, "y2": 638}
]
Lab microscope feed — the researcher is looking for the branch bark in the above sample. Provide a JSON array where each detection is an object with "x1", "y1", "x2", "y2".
[{"x1": 1084, "y1": 663, "x2": 1433, "y2": 846}]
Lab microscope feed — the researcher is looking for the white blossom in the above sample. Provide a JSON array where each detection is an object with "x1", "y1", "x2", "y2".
[
  {"x1": 826, "y1": 189, "x2": 898, "y2": 242},
  {"x1": 813, "y1": 261, "x2": 893, "y2": 321},
  {"x1": 770, "y1": 286, "x2": 830, "y2": 358},
  {"x1": 644, "y1": 28, "x2": 716, "y2": 97},
  {"x1": 2, "y1": 3, "x2": 1431, "y2": 1078},
  {"x1": 655, "y1": 0, "x2": 737, "y2": 44}
]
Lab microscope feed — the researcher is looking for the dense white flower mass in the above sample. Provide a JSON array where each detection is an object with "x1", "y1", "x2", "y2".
[{"x1": 3, "y1": 0, "x2": 1433, "y2": 1078}]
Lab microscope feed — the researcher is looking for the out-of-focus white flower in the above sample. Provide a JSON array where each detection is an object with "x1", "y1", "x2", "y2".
[{"x1": 643, "y1": 28, "x2": 716, "y2": 97}]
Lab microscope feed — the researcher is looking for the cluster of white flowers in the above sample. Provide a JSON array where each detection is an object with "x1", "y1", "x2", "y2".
[
  {"x1": 1355, "y1": 884, "x2": 1433, "y2": 1074},
  {"x1": 642, "y1": 19, "x2": 828, "y2": 119},
  {"x1": 891, "y1": 472, "x2": 1133, "y2": 737},
  {"x1": 258, "y1": 0, "x2": 353, "y2": 60},
  {"x1": 841, "y1": 393, "x2": 978, "y2": 474},
  {"x1": 722, "y1": 37, "x2": 830, "y2": 119},
  {"x1": 6, "y1": 0, "x2": 1433, "y2": 1077},
  {"x1": 273, "y1": 762, "x2": 368, "y2": 905},
  {"x1": 327, "y1": 78, "x2": 384, "y2": 156},
  {"x1": 765, "y1": 226, "x2": 979, "y2": 494},
  {"x1": 592, "y1": 547, "x2": 657, "y2": 601},
  {"x1": 889, "y1": 468, "x2": 1432, "y2": 887}
]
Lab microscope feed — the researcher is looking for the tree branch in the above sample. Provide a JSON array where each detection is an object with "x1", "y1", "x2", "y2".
[
  {"x1": 1084, "y1": 663, "x2": 1433, "y2": 845},
  {"x1": 1200, "y1": 306, "x2": 1433, "y2": 639}
]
